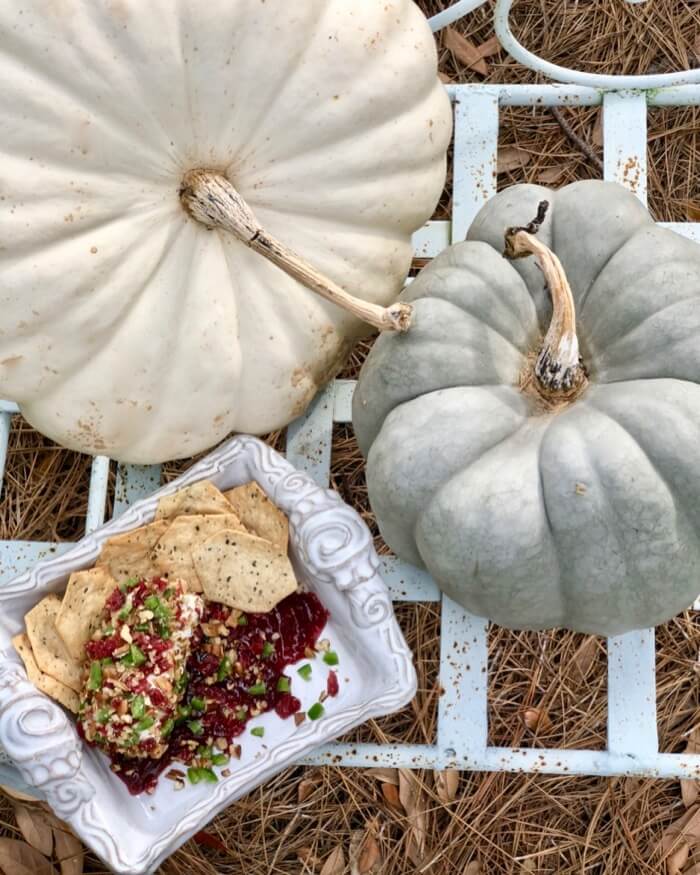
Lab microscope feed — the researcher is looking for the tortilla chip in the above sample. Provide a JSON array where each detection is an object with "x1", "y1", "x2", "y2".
[
  {"x1": 25, "y1": 594, "x2": 83, "y2": 692},
  {"x1": 224, "y1": 483, "x2": 289, "y2": 552},
  {"x1": 55, "y1": 566, "x2": 118, "y2": 661},
  {"x1": 152, "y1": 513, "x2": 245, "y2": 593},
  {"x1": 193, "y1": 529, "x2": 297, "y2": 613},
  {"x1": 154, "y1": 481, "x2": 238, "y2": 521},
  {"x1": 12, "y1": 633, "x2": 80, "y2": 714},
  {"x1": 96, "y1": 520, "x2": 167, "y2": 584}
]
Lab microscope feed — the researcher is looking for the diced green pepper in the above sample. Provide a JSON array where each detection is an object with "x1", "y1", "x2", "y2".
[
  {"x1": 276, "y1": 676, "x2": 290, "y2": 693},
  {"x1": 297, "y1": 664, "x2": 312, "y2": 682},
  {"x1": 129, "y1": 644, "x2": 146, "y2": 667},
  {"x1": 96, "y1": 707, "x2": 111, "y2": 724},
  {"x1": 130, "y1": 694, "x2": 145, "y2": 719},
  {"x1": 190, "y1": 697, "x2": 206, "y2": 712},
  {"x1": 308, "y1": 702, "x2": 324, "y2": 721},
  {"x1": 125, "y1": 577, "x2": 140, "y2": 589},
  {"x1": 118, "y1": 606, "x2": 130, "y2": 622},
  {"x1": 235, "y1": 708, "x2": 248, "y2": 722},
  {"x1": 247, "y1": 682, "x2": 266, "y2": 696},
  {"x1": 135, "y1": 622, "x2": 150, "y2": 632},
  {"x1": 262, "y1": 642, "x2": 275, "y2": 658},
  {"x1": 175, "y1": 671, "x2": 189, "y2": 694},
  {"x1": 186, "y1": 719, "x2": 204, "y2": 736},
  {"x1": 323, "y1": 651, "x2": 339, "y2": 666},
  {"x1": 250, "y1": 726, "x2": 265, "y2": 738},
  {"x1": 103, "y1": 625, "x2": 114, "y2": 636},
  {"x1": 237, "y1": 615, "x2": 248, "y2": 626},
  {"x1": 212, "y1": 754, "x2": 229, "y2": 766},
  {"x1": 162, "y1": 718, "x2": 175, "y2": 738},
  {"x1": 88, "y1": 661, "x2": 102, "y2": 691},
  {"x1": 187, "y1": 767, "x2": 218, "y2": 785},
  {"x1": 136, "y1": 715, "x2": 155, "y2": 732},
  {"x1": 217, "y1": 656, "x2": 232, "y2": 682}
]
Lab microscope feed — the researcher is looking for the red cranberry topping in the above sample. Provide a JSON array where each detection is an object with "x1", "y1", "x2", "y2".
[{"x1": 327, "y1": 671, "x2": 339, "y2": 698}]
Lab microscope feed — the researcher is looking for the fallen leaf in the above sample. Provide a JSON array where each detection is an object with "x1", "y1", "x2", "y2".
[
  {"x1": 14, "y1": 805, "x2": 53, "y2": 857},
  {"x1": 686, "y1": 203, "x2": 700, "y2": 222},
  {"x1": 463, "y1": 862, "x2": 482, "y2": 874},
  {"x1": 497, "y1": 146, "x2": 531, "y2": 174},
  {"x1": 365, "y1": 768, "x2": 399, "y2": 786},
  {"x1": 381, "y1": 782, "x2": 403, "y2": 812},
  {"x1": 0, "y1": 785, "x2": 40, "y2": 804},
  {"x1": 521, "y1": 861, "x2": 536, "y2": 872},
  {"x1": 536, "y1": 166, "x2": 569, "y2": 185},
  {"x1": 320, "y1": 845, "x2": 345, "y2": 875},
  {"x1": 298, "y1": 779, "x2": 315, "y2": 803},
  {"x1": 53, "y1": 830, "x2": 84, "y2": 875},
  {"x1": 680, "y1": 730, "x2": 700, "y2": 808},
  {"x1": 439, "y1": 71, "x2": 455, "y2": 84},
  {"x1": 659, "y1": 806, "x2": 700, "y2": 861},
  {"x1": 192, "y1": 831, "x2": 229, "y2": 855},
  {"x1": 358, "y1": 834, "x2": 381, "y2": 874},
  {"x1": 399, "y1": 770, "x2": 428, "y2": 865},
  {"x1": 297, "y1": 847, "x2": 315, "y2": 865},
  {"x1": 476, "y1": 35, "x2": 501, "y2": 58},
  {"x1": 591, "y1": 110, "x2": 604, "y2": 147},
  {"x1": 573, "y1": 636, "x2": 599, "y2": 679},
  {"x1": 520, "y1": 707, "x2": 552, "y2": 734},
  {"x1": 668, "y1": 841, "x2": 689, "y2": 874},
  {"x1": 0, "y1": 838, "x2": 58, "y2": 875},
  {"x1": 434, "y1": 769, "x2": 460, "y2": 803},
  {"x1": 443, "y1": 27, "x2": 488, "y2": 76}
]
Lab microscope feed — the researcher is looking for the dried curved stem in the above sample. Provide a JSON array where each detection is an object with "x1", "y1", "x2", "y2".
[
  {"x1": 504, "y1": 201, "x2": 588, "y2": 400},
  {"x1": 180, "y1": 169, "x2": 412, "y2": 333}
]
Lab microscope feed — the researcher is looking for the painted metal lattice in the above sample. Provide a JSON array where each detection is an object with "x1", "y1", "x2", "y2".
[{"x1": 2, "y1": 0, "x2": 700, "y2": 790}]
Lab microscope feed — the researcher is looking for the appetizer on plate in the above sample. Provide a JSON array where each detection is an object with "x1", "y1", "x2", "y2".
[{"x1": 13, "y1": 480, "x2": 339, "y2": 794}]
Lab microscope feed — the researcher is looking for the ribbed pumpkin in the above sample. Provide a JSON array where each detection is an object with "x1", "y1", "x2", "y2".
[
  {"x1": 354, "y1": 180, "x2": 700, "y2": 636},
  {"x1": 0, "y1": 0, "x2": 451, "y2": 463}
]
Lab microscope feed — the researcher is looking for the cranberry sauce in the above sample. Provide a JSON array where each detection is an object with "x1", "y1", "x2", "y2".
[{"x1": 111, "y1": 591, "x2": 329, "y2": 795}]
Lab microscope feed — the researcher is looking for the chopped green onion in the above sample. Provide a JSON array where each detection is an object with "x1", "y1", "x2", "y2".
[
  {"x1": 177, "y1": 704, "x2": 191, "y2": 719},
  {"x1": 297, "y1": 664, "x2": 312, "y2": 681},
  {"x1": 123, "y1": 643, "x2": 146, "y2": 667},
  {"x1": 250, "y1": 726, "x2": 265, "y2": 738},
  {"x1": 162, "y1": 718, "x2": 175, "y2": 738},
  {"x1": 144, "y1": 595, "x2": 161, "y2": 612},
  {"x1": 212, "y1": 754, "x2": 230, "y2": 767},
  {"x1": 103, "y1": 625, "x2": 114, "y2": 636},
  {"x1": 276, "y1": 676, "x2": 290, "y2": 693},
  {"x1": 323, "y1": 651, "x2": 339, "y2": 666},
  {"x1": 187, "y1": 719, "x2": 204, "y2": 736},
  {"x1": 237, "y1": 615, "x2": 248, "y2": 626},
  {"x1": 262, "y1": 642, "x2": 275, "y2": 658},
  {"x1": 217, "y1": 656, "x2": 232, "y2": 682},
  {"x1": 187, "y1": 767, "x2": 218, "y2": 785},
  {"x1": 131, "y1": 695, "x2": 145, "y2": 718},
  {"x1": 308, "y1": 703, "x2": 324, "y2": 721},
  {"x1": 96, "y1": 707, "x2": 110, "y2": 724},
  {"x1": 88, "y1": 661, "x2": 102, "y2": 691},
  {"x1": 235, "y1": 708, "x2": 248, "y2": 722},
  {"x1": 247, "y1": 682, "x2": 266, "y2": 696},
  {"x1": 134, "y1": 622, "x2": 150, "y2": 632},
  {"x1": 175, "y1": 671, "x2": 189, "y2": 694},
  {"x1": 117, "y1": 607, "x2": 130, "y2": 622},
  {"x1": 197, "y1": 745, "x2": 213, "y2": 758},
  {"x1": 136, "y1": 715, "x2": 155, "y2": 732},
  {"x1": 125, "y1": 577, "x2": 140, "y2": 589},
  {"x1": 190, "y1": 697, "x2": 206, "y2": 712}
]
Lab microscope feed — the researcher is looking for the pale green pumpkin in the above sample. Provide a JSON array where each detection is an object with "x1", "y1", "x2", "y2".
[{"x1": 353, "y1": 180, "x2": 700, "y2": 636}]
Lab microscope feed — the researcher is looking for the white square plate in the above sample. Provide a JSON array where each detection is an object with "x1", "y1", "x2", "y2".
[{"x1": 0, "y1": 436, "x2": 416, "y2": 874}]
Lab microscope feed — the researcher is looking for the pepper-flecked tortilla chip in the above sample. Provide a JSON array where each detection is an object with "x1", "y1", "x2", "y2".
[
  {"x1": 96, "y1": 520, "x2": 168, "y2": 584},
  {"x1": 224, "y1": 483, "x2": 289, "y2": 552},
  {"x1": 25, "y1": 593, "x2": 83, "y2": 692},
  {"x1": 154, "y1": 481, "x2": 239, "y2": 521},
  {"x1": 12, "y1": 633, "x2": 80, "y2": 714},
  {"x1": 193, "y1": 529, "x2": 298, "y2": 613},
  {"x1": 152, "y1": 513, "x2": 246, "y2": 593},
  {"x1": 55, "y1": 566, "x2": 118, "y2": 660}
]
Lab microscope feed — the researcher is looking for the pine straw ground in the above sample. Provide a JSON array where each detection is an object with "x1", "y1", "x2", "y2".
[{"x1": 1, "y1": 1, "x2": 699, "y2": 873}]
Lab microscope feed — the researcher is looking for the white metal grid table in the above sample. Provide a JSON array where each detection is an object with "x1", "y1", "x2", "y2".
[{"x1": 1, "y1": 0, "x2": 700, "y2": 791}]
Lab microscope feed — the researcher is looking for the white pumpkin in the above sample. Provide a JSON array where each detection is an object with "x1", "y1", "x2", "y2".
[{"x1": 0, "y1": 0, "x2": 451, "y2": 463}]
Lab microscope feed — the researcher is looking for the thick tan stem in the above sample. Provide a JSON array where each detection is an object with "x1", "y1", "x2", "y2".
[
  {"x1": 504, "y1": 202, "x2": 588, "y2": 399},
  {"x1": 180, "y1": 169, "x2": 412, "y2": 333}
]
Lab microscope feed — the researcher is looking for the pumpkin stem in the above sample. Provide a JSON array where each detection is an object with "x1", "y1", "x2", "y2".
[
  {"x1": 179, "y1": 169, "x2": 412, "y2": 333},
  {"x1": 504, "y1": 201, "x2": 588, "y2": 400}
]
